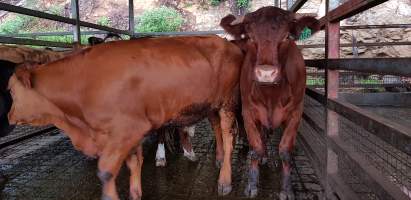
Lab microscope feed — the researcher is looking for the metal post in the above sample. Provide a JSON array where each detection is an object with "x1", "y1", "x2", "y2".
[
  {"x1": 275, "y1": 0, "x2": 279, "y2": 7},
  {"x1": 129, "y1": 0, "x2": 134, "y2": 36},
  {"x1": 71, "y1": 0, "x2": 81, "y2": 43},
  {"x1": 325, "y1": 0, "x2": 340, "y2": 198}
]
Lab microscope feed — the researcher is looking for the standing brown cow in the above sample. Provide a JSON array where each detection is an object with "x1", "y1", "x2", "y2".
[
  {"x1": 221, "y1": 7, "x2": 320, "y2": 199},
  {"x1": 2, "y1": 36, "x2": 243, "y2": 200}
]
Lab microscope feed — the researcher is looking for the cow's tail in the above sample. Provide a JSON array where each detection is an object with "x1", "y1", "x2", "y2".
[{"x1": 234, "y1": 97, "x2": 247, "y2": 139}]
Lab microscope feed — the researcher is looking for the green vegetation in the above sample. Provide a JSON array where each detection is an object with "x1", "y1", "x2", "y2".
[
  {"x1": 236, "y1": 0, "x2": 249, "y2": 8},
  {"x1": 97, "y1": 16, "x2": 110, "y2": 26},
  {"x1": 359, "y1": 79, "x2": 380, "y2": 84},
  {"x1": 210, "y1": 0, "x2": 222, "y2": 6},
  {"x1": 48, "y1": 4, "x2": 64, "y2": 15},
  {"x1": 135, "y1": 6, "x2": 184, "y2": 33},
  {"x1": 0, "y1": 15, "x2": 32, "y2": 34},
  {"x1": 35, "y1": 34, "x2": 89, "y2": 44},
  {"x1": 307, "y1": 78, "x2": 325, "y2": 86}
]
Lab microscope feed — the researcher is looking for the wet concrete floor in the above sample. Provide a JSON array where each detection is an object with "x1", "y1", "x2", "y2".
[{"x1": 0, "y1": 120, "x2": 322, "y2": 200}]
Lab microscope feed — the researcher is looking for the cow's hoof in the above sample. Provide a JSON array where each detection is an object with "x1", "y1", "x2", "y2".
[
  {"x1": 217, "y1": 183, "x2": 232, "y2": 196},
  {"x1": 183, "y1": 149, "x2": 197, "y2": 162},
  {"x1": 101, "y1": 194, "x2": 115, "y2": 200},
  {"x1": 0, "y1": 173, "x2": 7, "y2": 191},
  {"x1": 244, "y1": 183, "x2": 258, "y2": 198},
  {"x1": 261, "y1": 156, "x2": 268, "y2": 165},
  {"x1": 155, "y1": 159, "x2": 166, "y2": 167},
  {"x1": 129, "y1": 191, "x2": 142, "y2": 200},
  {"x1": 215, "y1": 160, "x2": 223, "y2": 169},
  {"x1": 279, "y1": 191, "x2": 295, "y2": 200}
]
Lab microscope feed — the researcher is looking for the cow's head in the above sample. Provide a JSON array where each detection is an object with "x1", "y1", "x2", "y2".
[
  {"x1": 221, "y1": 6, "x2": 319, "y2": 84},
  {"x1": 0, "y1": 60, "x2": 17, "y2": 137}
]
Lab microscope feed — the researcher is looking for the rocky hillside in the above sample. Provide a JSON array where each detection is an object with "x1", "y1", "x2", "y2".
[{"x1": 0, "y1": 0, "x2": 410, "y2": 58}]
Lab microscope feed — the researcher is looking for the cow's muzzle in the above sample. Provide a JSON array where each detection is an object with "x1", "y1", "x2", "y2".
[{"x1": 254, "y1": 65, "x2": 281, "y2": 85}]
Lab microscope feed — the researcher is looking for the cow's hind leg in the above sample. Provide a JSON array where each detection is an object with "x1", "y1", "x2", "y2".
[
  {"x1": 126, "y1": 145, "x2": 144, "y2": 200},
  {"x1": 209, "y1": 112, "x2": 224, "y2": 168},
  {"x1": 278, "y1": 107, "x2": 303, "y2": 200},
  {"x1": 180, "y1": 126, "x2": 197, "y2": 161},
  {"x1": 217, "y1": 107, "x2": 236, "y2": 196},
  {"x1": 97, "y1": 123, "x2": 150, "y2": 200},
  {"x1": 243, "y1": 111, "x2": 265, "y2": 198},
  {"x1": 155, "y1": 131, "x2": 166, "y2": 167}
]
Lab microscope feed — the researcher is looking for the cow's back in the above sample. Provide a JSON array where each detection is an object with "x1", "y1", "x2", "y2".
[{"x1": 30, "y1": 36, "x2": 243, "y2": 130}]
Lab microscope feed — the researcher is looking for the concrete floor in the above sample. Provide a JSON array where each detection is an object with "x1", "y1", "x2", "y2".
[{"x1": 0, "y1": 120, "x2": 322, "y2": 200}]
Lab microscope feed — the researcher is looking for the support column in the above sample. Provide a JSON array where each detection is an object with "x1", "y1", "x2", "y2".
[
  {"x1": 129, "y1": 0, "x2": 134, "y2": 37},
  {"x1": 325, "y1": 0, "x2": 340, "y2": 199},
  {"x1": 71, "y1": 0, "x2": 81, "y2": 43}
]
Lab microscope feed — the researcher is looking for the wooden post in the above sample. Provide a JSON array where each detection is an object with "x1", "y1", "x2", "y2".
[
  {"x1": 325, "y1": 0, "x2": 340, "y2": 198},
  {"x1": 129, "y1": 0, "x2": 134, "y2": 37},
  {"x1": 70, "y1": 0, "x2": 81, "y2": 43}
]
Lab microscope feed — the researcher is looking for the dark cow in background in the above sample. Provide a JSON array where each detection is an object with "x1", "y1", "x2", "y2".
[
  {"x1": 221, "y1": 6, "x2": 319, "y2": 199},
  {"x1": 2, "y1": 36, "x2": 243, "y2": 200},
  {"x1": 88, "y1": 33, "x2": 123, "y2": 45}
]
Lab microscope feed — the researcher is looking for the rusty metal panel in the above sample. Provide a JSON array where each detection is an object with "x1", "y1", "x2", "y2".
[{"x1": 327, "y1": 98, "x2": 411, "y2": 156}]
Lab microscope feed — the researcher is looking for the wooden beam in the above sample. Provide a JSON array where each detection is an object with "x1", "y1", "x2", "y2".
[
  {"x1": 289, "y1": 0, "x2": 308, "y2": 12},
  {"x1": 319, "y1": 0, "x2": 389, "y2": 28}
]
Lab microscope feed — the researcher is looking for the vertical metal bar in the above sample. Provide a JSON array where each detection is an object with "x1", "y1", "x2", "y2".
[
  {"x1": 325, "y1": 0, "x2": 340, "y2": 198},
  {"x1": 129, "y1": 0, "x2": 134, "y2": 36},
  {"x1": 275, "y1": 0, "x2": 279, "y2": 7},
  {"x1": 71, "y1": 0, "x2": 81, "y2": 43}
]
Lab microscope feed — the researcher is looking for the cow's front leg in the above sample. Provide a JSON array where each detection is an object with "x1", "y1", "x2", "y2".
[
  {"x1": 243, "y1": 110, "x2": 265, "y2": 198},
  {"x1": 209, "y1": 112, "x2": 224, "y2": 168},
  {"x1": 278, "y1": 106, "x2": 302, "y2": 200},
  {"x1": 180, "y1": 126, "x2": 197, "y2": 161},
  {"x1": 217, "y1": 108, "x2": 235, "y2": 196},
  {"x1": 97, "y1": 124, "x2": 148, "y2": 200},
  {"x1": 126, "y1": 145, "x2": 144, "y2": 200}
]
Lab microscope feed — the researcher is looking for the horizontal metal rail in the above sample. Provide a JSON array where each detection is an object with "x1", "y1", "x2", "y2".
[
  {"x1": 4, "y1": 23, "x2": 411, "y2": 38},
  {"x1": 0, "y1": 31, "x2": 110, "y2": 37},
  {"x1": 299, "y1": 41, "x2": 411, "y2": 49},
  {"x1": 305, "y1": 58, "x2": 411, "y2": 77},
  {"x1": 0, "y1": 127, "x2": 58, "y2": 149},
  {"x1": 341, "y1": 24, "x2": 411, "y2": 30},
  {"x1": 0, "y1": 3, "x2": 130, "y2": 35},
  {"x1": 0, "y1": 36, "x2": 73, "y2": 47},
  {"x1": 308, "y1": 83, "x2": 411, "y2": 89},
  {"x1": 134, "y1": 30, "x2": 225, "y2": 37}
]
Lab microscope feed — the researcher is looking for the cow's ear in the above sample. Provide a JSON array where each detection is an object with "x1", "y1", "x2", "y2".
[
  {"x1": 289, "y1": 16, "x2": 320, "y2": 40},
  {"x1": 220, "y1": 14, "x2": 246, "y2": 40}
]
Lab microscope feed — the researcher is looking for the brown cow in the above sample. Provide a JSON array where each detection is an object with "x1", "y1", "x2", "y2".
[
  {"x1": 2, "y1": 36, "x2": 243, "y2": 200},
  {"x1": 87, "y1": 35, "x2": 199, "y2": 167},
  {"x1": 221, "y1": 7, "x2": 319, "y2": 199}
]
